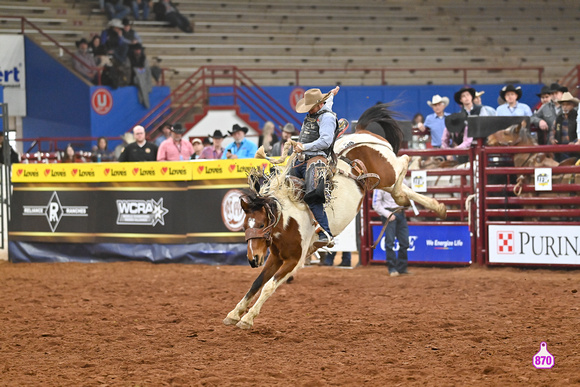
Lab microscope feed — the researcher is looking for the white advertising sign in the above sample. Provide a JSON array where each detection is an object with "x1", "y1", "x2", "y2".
[
  {"x1": 411, "y1": 170, "x2": 427, "y2": 192},
  {"x1": 489, "y1": 225, "x2": 580, "y2": 265},
  {"x1": 0, "y1": 35, "x2": 26, "y2": 116},
  {"x1": 534, "y1": 168, "x2": 552, "y2": 191}
]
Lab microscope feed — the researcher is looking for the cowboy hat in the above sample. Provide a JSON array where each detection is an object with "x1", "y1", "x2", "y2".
[
  {"x1": 208, "y1": 129, "x2": 226, "y2": 139},
  {"x1": 499, "y1": 84, "x2": 522, "y2": 101},
  {"x1": 454, "y1": 87, "x2": 476, "y2": 105},
  {"x1": 445, "y1": 112, "x2": 468, "y2": 133},
  {"x1": 556, "y1": 92, "x2": 580, "y2": 106},
  {"x1": 120, "y1": 132, "x2": 135, "y2": 144},
  {"x1": 108, "y1": 18, "x2": 123, "y2": 29},
  {"x1": 282, "y1": 123, "x2": 296, "y2": 134},
  {"x1": 190, "y1": 138, "x2": 202, "y2": 145},
  {"x1": 228, "y1": 123, "x2": 248, "y2": 135},
  {"x1": 427, "y1": 95, "x2": 449, "y2": 107},
  {"x1": 536, "y1": 85, "x2": 552, "y2": 97},
  {"x1": 295, "y1": 88, "x2": 332, "y2": 113},
  {"x1": 549, "y1": 83, "x2": 568, "y2": 93},
  {"x1": 475, "y1": 91, "x2": 485, "y2": 98},
  {"x1": 171, "y1": 123, "x2": 186, "y2": 134}
]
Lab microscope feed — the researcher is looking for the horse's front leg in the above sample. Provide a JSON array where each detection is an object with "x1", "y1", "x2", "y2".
[
  {"x1": 236, "y1": 255, "x2": 300, "y2": 330},
  {"x1": 223, "y1": 253, "x2": 283, "y2": 326}
]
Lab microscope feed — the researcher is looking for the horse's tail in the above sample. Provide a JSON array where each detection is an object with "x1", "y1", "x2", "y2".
[{"x1": 356, "y1": 103, "x2": 404, "y2": 155}]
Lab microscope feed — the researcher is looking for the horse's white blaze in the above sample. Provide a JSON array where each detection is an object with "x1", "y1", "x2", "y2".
[{"x1": 248, "y1": 218, "x2": 256, "y2": 228}]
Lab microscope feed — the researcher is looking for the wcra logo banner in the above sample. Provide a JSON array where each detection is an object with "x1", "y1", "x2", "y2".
[{"x1": 489, "y1": 225, "x2": 580, "y2": 265}]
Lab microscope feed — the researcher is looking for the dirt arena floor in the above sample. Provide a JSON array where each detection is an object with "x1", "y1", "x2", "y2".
[{"x1": 0, "y1": 260, "x2": 579, "y2": 386}]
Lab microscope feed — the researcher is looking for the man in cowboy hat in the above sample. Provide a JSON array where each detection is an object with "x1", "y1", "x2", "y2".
[
  {"x1": 118, "y1": 125, "x2": 158, "y2": 162},
  {"x1": 454, "y1": 86, "x2": 490, "y2": 117},
  {"x1": 496, "y1": 84, "x2": 532, "y2": 117},
  {"x1": 200, "y1": 130, "x2": 227, "y2": 159},
  {"x1": 72, "y1": 38, "x2": 98, "y2": 82},
  {"x1": 271, "y1": 123, "x2": 297, "y2": 157},
  {"x1": 417, "y1": 95, "x2": 450, "y2": 148},
  {"x1": 291, "y1": 86, "x2": 340, "y2": 248},
  {"x1": 155, "y1": 122, "x2": 172, "y2": 146},
  {"x1": 473, "y1": 91, "x2": 497, "y2": 116},
  {"x1": 531, "y1": 85, "x2": 561, "y2": 144},
  {"x1": 221, "y1": 124, "x2": 257, "y2": 159},
  {"x1": 548, "y1": 92, "x2": 579, "y2": 161},
  {"x1": 157, "y1": 123, "x2": 194, "y2": 161}
]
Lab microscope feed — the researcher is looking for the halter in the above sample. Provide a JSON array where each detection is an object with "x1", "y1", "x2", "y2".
[{"x1": 244, "y1": 199, "x2": 281, "y2": 246}]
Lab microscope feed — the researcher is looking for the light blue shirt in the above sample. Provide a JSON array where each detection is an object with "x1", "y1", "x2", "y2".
[
  {"x1": 496, "y1": 102, "x2": 532, "y2": 117},
  {"x1": 221, "y1": 138, "x2": 258, "y2": 159},
  {"x1": 423, "y1": 112, "x2": 449, "y2": 147},
  {"x1": 302, "y1": 94, "x2": 336, "y2": 156}
]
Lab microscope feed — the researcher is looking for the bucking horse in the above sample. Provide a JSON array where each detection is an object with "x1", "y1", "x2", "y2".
[{"x1": 223, "y1": 104, "x2": 447, "y2": 329}]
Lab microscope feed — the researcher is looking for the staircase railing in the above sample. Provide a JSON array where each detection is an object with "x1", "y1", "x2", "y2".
[
  {"x1": 560, "y1": 65, "x2": 580, "y2": 97},
  {"x1": 134, "y1": 66, "x2": 302, "y2": 139}
]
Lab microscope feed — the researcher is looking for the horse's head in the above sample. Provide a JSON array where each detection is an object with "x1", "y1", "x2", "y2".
[
  {"x1": 240, "y1": 193, "x2": 279, "y2": 268},
  {"x1": 487, "y1": 120, "x2": 532, "y2": 146}
]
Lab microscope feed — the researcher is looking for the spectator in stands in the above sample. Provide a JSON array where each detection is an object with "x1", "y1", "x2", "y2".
[
  {"x1": 128, "y1": 0, "x2": 152, "y2": 21},
  {"x1": 153, "y1": 0, "x2": 194, "y2": 33},
  {"x1": 533, "y1": 85, "x2": 552, "y2": 113},
  {"x1": 103, "y1": 0, "x2": 130, "y2": 21},
  {"x1": 200, "y1": 130, "x2": 226, "y2": 159},
  {"x1": 372, "y1": 188, "x2": 410, "y2": 277},
  {"x1": 454, "y1": 86, "x2": 489, "y2": 117},
  {"x1": 118, "y1": 125, "x2": 158, "y2": 161},
  {"x1": 92, "y1": 137, "x2": 115, "y2": 162},
  {"x1": 88, "y1": 35, "x2": 109, "y2": 66},
  {"x1": 128, "y1": 43, "x2": 152, "y2": 108},
  {"x1": 121, "y1": 17, "x2": 142, "y2": 44},
  {"x1": 531, "y1": 85, "x2": 559, "y2": 145},
  {"x1": 222, "y1": 124, "x2": 258, "y2": 159},
  {"x1": 271, "y1": 123, "x2": 296, "y2": 157},
  {"x1": 190, "y1": 138, "x2": 203, "y2": 159},
  {"x1": 154, "y1": 122, "x2": 172, "y2": 146},
  {"x1": 72, "y1": 38, "x2": 98, "y2": 83},
  {"x1": 115, "y1": 132, "x2": 135, "y2": 160},
  {"x1": 496, "y1": 84, "x2": 532, "y2": 117},
  {"x1": 0, "y1": 132, "x2": 19, "y2": 164},
  {"x1": 548, "y1": 92, "x2": 579, "y2": 161},
  {"x1": 473, "y1": 91, "x2": 497, "y2": 116},
  {"x1": 258, "y1": 121, "x2": 278, "y2": 155},
  {"x1": 62, "y1": 144, "x2": 77, "y2": 163},
  {"x1": 157, "y1": 123, "x2": 194, "y2": 161},
  {"x1": 417, "y1": 94, "x2": 449, "y2": 148},
  {"x1": 101, "y1": 19, "x2": 129, "y2": 65}
]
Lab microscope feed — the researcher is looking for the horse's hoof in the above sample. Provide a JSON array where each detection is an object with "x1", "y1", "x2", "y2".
[
  {"x1": 236, "y1": 320, "x2": 253, "y2": 330},
  {"x1": 223, "y1": 316, "x2": 240, "y2": 326},
  {"x1": 437, "y1": 204, "x2": 447, "y2": 220}
]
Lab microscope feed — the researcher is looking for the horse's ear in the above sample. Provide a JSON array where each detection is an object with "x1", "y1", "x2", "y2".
[
  {"x1": 240, "y1": 195, "x2": 251, "y2": 213},
  {"x1": 520, "y1": 119, "x2": 527, "y2": 129},
  {"x1": 514, "y1": 123, "x2": 522, "y2": 134}
]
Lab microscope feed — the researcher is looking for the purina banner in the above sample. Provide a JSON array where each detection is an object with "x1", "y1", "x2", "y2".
[
  {"x1": 0, "y1": 35, "x2": 26, "y2": 116},
  {"x1": 489, "y1": 225, "x2": 580, "y2": 265},
  {"x1": 372, "y1": 224, "x2": 471, "y2": 264}
]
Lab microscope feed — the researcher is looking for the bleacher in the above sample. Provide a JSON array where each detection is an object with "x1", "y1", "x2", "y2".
[{"x1": 0, "y1": 0, "x2": 579, "y2": 89}]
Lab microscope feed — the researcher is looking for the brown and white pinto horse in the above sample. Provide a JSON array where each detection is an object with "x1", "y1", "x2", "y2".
[{"x1": 223, "y1": 104, "x2": 447, "y2": 330}]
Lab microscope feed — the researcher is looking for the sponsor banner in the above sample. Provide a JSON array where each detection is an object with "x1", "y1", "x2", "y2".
[
  {"x1": 489, "y1": 225, "x2": 580, "y2": 265},
  {"x1": 192, "y1": 159, "x2": 271, "y2": 180},
  {"x1": 0, "y1": 35, "x2": 26, "y2": 116},
  {"x1": 13, "y1": 162, "x2": 193, "y2": 183},
  {"x1": 372, "y1": 224, "x2": 471, "y2": 263}
]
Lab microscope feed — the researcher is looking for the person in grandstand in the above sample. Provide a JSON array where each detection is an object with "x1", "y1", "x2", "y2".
[
  {"x1": 271, "y1": 123, "x2": 297, "y2": 157},
  {"x1": 157, "y1": 123, "x2": 194, "y2": 161},
  {"x1": 118, "y1": 125, "x2": 158, "y2": 161},
  {"x1": 473, "y1": 91, "x2": 497, "y2": 116},
  {"x1": 417, "y1": 94, "x2": 450, "y2": 148},
  {"x1": 372, "y1": 188, "x2": 410, "y2": 277},
  {"x1": 72, "y1": 38, "x2": 98, "y2": 83},
  {"x1": 221, "y1": 124, "x2": 258, "y2": 159},
  {"x1": 200, "y1": 130, "x2": 226, "y2": 159},
  {"x1": 496, "y1": 84, "x2": 532, "y2": 117},
  {"x1": 154, "y1": 122, "x2": 172, "y2": 147},
  {"x1": 290, "y1": 86, "x2": 341, "y2": 248}
]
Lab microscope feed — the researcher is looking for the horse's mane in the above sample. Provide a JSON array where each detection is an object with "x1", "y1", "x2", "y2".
[
  {"x1": 241, "y1": 190, "x2": 280, "y2": 213},
  {"x1": 356, "y1": 103, "x2": 404, "y2": 154},
  {"x1": 247, "y1": 159, "x2": 303, "y2": 203}
]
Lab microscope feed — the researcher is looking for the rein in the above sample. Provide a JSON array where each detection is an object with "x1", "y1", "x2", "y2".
[{"x1": 244, "y1": 199, "x2": 281, "y2": 245}]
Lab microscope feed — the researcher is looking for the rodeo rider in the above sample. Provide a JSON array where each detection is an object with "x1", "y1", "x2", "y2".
[{"x1": 292, "y1": 86, "x2": 340, "y2": 249}]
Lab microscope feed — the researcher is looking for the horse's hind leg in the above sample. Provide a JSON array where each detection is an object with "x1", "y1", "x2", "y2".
[
  {"x1": 236, "y1": 256, "x2": 300, "y2": 330},
  {"x1": 391, "y1": 154, "x2": 411, "y2": 206},
  {"x1": 223, "y1": 254, "x2": 283, "y2": 326}
]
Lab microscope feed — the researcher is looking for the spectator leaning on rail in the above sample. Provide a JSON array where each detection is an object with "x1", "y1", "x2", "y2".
[
  {"x1": 221, "y1": 124, "x2": 258, "y2": 159},
  {"x1": 548, "y1": 92, "x2": 579, "y2": 162},
  {"x1": 157, "y1": 123, "x2": 194, "y2": 161},
  {"x1": 496, "y1": 84, "x2": 532, "y2": 117},
  {"x1": 531, "y1": 85, "x2": 557, "y2": 145},
  {"x1": 190, "y1": 138, "x2": 203, "y2": 160},
  {"x1": 416, "y1": 94, "x2": 450, "y2": 148},
  {"x1": 118, "y1": 125, "x2": 158, "y2": 161},
  {"x1": 290, "y1": 86, "x2": 341, "y2": 248},
  {"x1": 200, "y1": 130, "x2": 226, "y2": 159}
]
